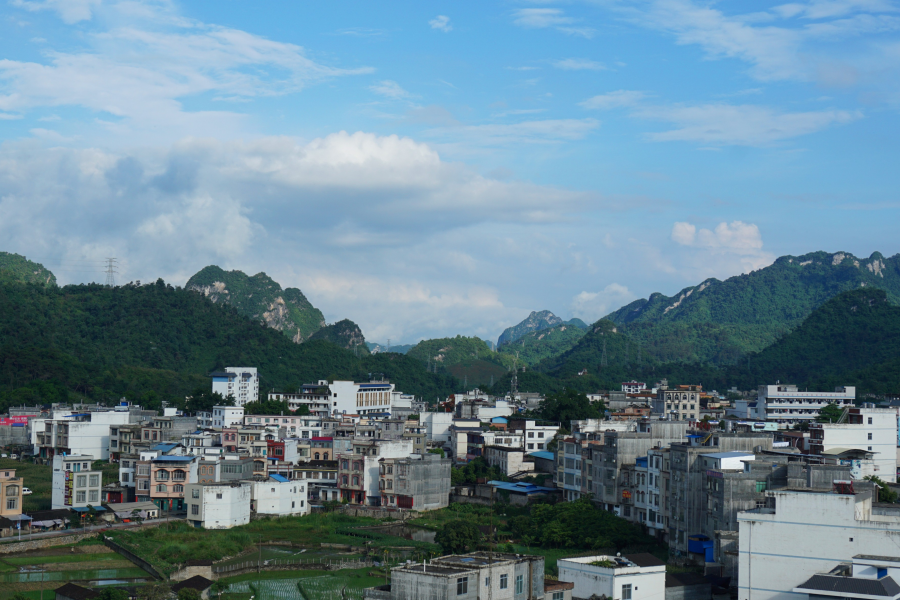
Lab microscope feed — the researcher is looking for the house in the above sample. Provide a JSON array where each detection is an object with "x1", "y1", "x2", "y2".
[
  {"x1": 33, "y1": 410, "x2": 132, "y2": 461},
  {"x1": 55, "y1": 583, "x2": 98, "y2": 600},
  {"x1": 557, "y1": 553, "x2": 666, "y2": 600},
  {"x1": 337, "y1": 438, "x2": 413, "y2": 506},
  {"x1": 172, "y1": 576, "x2": 214, "y2": 600},
  {"x1": 793, "y1": 555, "x2": 900, "y2": 600},
  {"x1": 105, "y1": 501, "x2": 159, "y2": 522},
  {"x1": 544, "y1": 580, "x2": 575, "y2": 600},
  {"x1": 809, "y1": 407, "x2": 898, "y2": 482},
  {"x1": 51, "y1": 454, "x2": 102, "y2": 510},
  {"x1": 210, "y1": 368, "x2": 259, "y2": 406},
  {"x1": 487, "y1": 481, "x2": 557, "y2": 505},
  {"x1": 378, "y1": 453, "x2": 451, "y2": 511},
  {"x1": 149, "y1": 455, "x2": 198, "y2": 511},
  {"x1": 197, "y1": 405, "x2": 245, "y2": 429},
  {"x1": 250, "y1": 475, "x2": 308, "y2": 516},
  {"x1": 185, "y1": 481, "x2": 251, "y2": 529},
  {"x1": 752, "y1": 384, "x2": 856, "y2": 426},
  {"x1": 484, "y1": 446, "x2": 534, "y2": 477},
  {"x1": 0, "y1": 469, "x2": 23, "y2": 517}
]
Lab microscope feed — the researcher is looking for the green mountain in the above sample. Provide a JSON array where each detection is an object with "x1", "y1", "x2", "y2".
[
  {"x1": 0, "y1": 279, "x2": 456, "y2": 412},
  {"x1": 309, "y1": 319, "x2": 369, "y2": 355},
  {"x1": 0, "y1": 252, "x2": 56, "y2": 287},
  {"x1": 498, "y1": 310, "x2": 587, "y2": 347},
  {"x1": 498, "y1": 322, "x2": 587, "y2": 366},
  {"x1": 604, "y1": 251, "x2": 900, "y2": 365},
  {"x1": 407, "y1": 336, "x2": 516, "y2": 388},
  {"x1": 367, "y1": 342, "x2": 413, "y2": 354},
  {"x1": 186, "y1": 266, "x2": 324, "y2": 343}
]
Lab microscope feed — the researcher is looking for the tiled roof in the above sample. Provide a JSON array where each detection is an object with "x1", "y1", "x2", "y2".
[{"x1": 795, "y1": 575, "x2": 900, "y2": 597}]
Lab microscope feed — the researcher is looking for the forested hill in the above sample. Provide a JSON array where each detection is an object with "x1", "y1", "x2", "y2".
[
  {"x1": 603, "y1": 250, "x2": 900, "y2": 365},
  {"x1": 309, "y1": 319, "x2": 369, "y2": 355},
  {"x1": 0, "y1": 280, "x2": 456, "y2": 411},
  {"x1": 0, "y1": 252, "x2": 56, "y2": 287},
  {"x1": 497, "y1": 310, "x2": 586, "y2": 347},
  {"x1": 186, "y1": 265, "x2": 325, "y2": 343},
  {"x1": 498, "y1": 322, "x2": 587, "y2": 366}
]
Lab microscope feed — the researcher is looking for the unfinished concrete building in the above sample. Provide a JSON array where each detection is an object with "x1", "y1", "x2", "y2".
[{"x1": 379, "y1": 452, "x2": 450, "y2": 510}]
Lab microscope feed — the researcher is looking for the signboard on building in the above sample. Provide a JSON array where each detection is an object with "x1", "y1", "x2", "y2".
[{"x1": 0, "y1": 416, "x2": 36, "y2": 426}]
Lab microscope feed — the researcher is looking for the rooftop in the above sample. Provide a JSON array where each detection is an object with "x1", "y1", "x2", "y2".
[{"x1": 794, "y1": 574, "x2": 900, "y2": 598}]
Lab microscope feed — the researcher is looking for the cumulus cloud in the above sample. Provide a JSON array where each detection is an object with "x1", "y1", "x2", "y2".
[
  {"x1": 669, "y1": 221, "x2": 774, "y2": 274},
  {"x1": 429, "y1": 15, "x2": 452, "y2": 32},
  {"x1": 580, "y1": 90, "x2": 645, "y2": 110},
  {"x1": 570, "y1": 283, "x2": 636, "y2": 323}
]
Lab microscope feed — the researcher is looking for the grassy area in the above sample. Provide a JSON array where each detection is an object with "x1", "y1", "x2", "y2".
[
  {"x1": 408, "y1": 503, "x2": 499, "y2": 531},
  {"x1": 107, "y1": 512, "x2": 439, "y2": 577},
  {"x1": 0, "y1": 458, "x2": 52, "y2": 512},
  {"x1": 220, "y1": 566, "x2": 385, "y2": 600}
]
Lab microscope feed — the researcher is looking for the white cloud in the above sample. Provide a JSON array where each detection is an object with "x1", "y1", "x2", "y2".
[
  {"x1": 512, "y1": 8, "x2": 596, "y2": 37},
  {"x1": 370, "y1": 80, "x2": 411, "y2": 100},
  {"x1": 552, "y1": 58, "x2": 607, "y2": 71},
  {"x1": 672, "y1": 221, "x2": 764, "y2": 252},
  {"x1": 671, "y1": 221, "x2": 697, "y2": 246},
  {"x1": 429, "y1": 15, "x2": 452, "y2": 32},
  {"x1": 635, "y1": 103, "x2": 861, "y2": 146},
  {"x1": 427, "y1": 118, "x2": 600, "y2": 147},
  {"x1": 0, "y1": 112, "x2": 24, "y2": 120},
  {"x1": 580, "y1": 90, "x2": 645, "y2": 110},
  {"x1": 571, "y1": 283, "x2": 636, "y2": 323},
  {"x1": 669, "y1": 220, "x2": 775, "y2": 276},
  {"x1": 11, "y1": 0, "x2": 101, "y2": 24}
]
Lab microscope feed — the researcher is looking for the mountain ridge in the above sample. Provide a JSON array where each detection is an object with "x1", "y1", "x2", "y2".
[
  {"x1": 498, "y1": 310, "x2": 587, "y2": 347},
  {"x1": 0, "y1": 252, "x2": 56, "y2": 287}
]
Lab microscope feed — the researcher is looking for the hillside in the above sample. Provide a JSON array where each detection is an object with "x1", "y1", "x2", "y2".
[
  {"x1": 498, "y1": 322, "x2": 587, "y2": 366},
  {"x1": 0, "y1": 279, "x2": 456, "y2": 412},
  {"x1": 604, "y1": 251, "x2": 900, "y2": 365},
  {"x1": 367, "y1": 342, "x2": 413, "y2": 354},
  {"x1": 497, "y1": 310, "x2": 586, "y2": 347},
  {"x1": 407, "y1": 336, "x2": 516, "y2": 388},
  {"x1": 186, "y1": 266, "x2": 325, "y2": 343},
  {"x1": 309, "y1": 319, "x2": 369, "y2": 355},
  {"x1": 0, "y1": 252, "x2": 56, "y2": 286}
]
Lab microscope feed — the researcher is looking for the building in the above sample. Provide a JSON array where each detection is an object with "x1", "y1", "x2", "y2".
[
  {"x1": 751, "y1": 384, "x2": 856, "y2": 426},
  {"x1": 210, "y1": 368, "x2": 259, "y2": 406},
  {"x1": 653, "y1": 385, "x2": 703, "y2": 422},
  {"x1": 508, "y1": 420, "x2": 560, "y2": 452},
  {"x1": 484, "y1": 446, "x2": 535, "y2": 477},
  {"x1": 294, "y1": 460, "x2": 338, "y2": 503},
  {"x1": 793, "y1": 554, "x2": 900, "y2": 600},
  {"x1": 0, "y1": 469, "x2": 23, "y2": 517},
  {"x1": 557, "y1": 553, "x2": 666, "y2": 600},
  {"x1": 250, "y1": 475, "x2": 308, "y2": 516},
  {"x1": 33, "y1": 411, "x2": 133, "y2": 461},
  {"x1": 386, "y1": 552, "x2": 545, "y2": 600},
  {"x1": 140, "y1": 416, "x2": 199, "y2": 444},
  {"x1": 197, "y1": 406, "x2": 245, "y2": 429},
  {"x1": 378, "y1": 453, "x2": 451, "y2": 510},
  {"x1": 622, "y1": 381, "x2": 647, "y2": 394},
  {"x1": 274, "y1": 379, "x2": 410, "y2": 417},
  {"x1": 185, "y1": 481, "x2": 251, "y2": 529},
  {"x1": 337, "y1": 438, "x2": 413, "y2": 505},
  {"x1": 738, "y1": 486, "x2": 900, "y2": 600},
  {"x1": 51, "y1": 454, "x2": 102, "y2": 510},
  {"x1": 809, "y1": 407, "x2": 898, "y2": 482},
  {"x1": 150, "y1": 455, "x2": 198, "y2": 511},
  {"x1": 243, "y1": 414, "x2": 323, "y2": 438}
]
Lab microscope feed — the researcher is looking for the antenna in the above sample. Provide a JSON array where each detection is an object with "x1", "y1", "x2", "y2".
[{"x1": 104, "y1": 258, "x2": 118, "y2": 287}]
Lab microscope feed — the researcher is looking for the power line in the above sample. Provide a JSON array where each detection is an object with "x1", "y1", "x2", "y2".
[{"x1": 104, "y1": 258, "x2": 118, "y2": 287}]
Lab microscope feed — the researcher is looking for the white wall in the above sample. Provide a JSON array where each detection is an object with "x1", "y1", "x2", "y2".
[
  {"x1": 251, "y1": 479, "x2": 308, "y2": 516},
  {"x1": 558, "y1": 558, "x2": 666, "y2": 600},
  {"x1": 819, "y1": 408, "x2": 897, "y2": 482},
  {"x1": 421, "y1": 413, "x2": 454, "y2": 443},
  {"x1": 188, "y1": 483, "x2": 251, "y2": 529},
  {"x1": 738, "y1": 490, "x2": 900, "y2": 600},
  {"x1": 52, "y1": 455, "x2": 102, "y2": 510}
]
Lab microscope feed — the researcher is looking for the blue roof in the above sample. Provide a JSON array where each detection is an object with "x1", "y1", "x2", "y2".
[
  {"x1": 153, "y1": 443, "x2": 178, "y2": 452},
  {"x1": 487, "y1": 480, "x2": 555, "y2": 493},
  {"x1": 492, "y1": 417, "x2": 508, "y2": 423},
  {"x1": 528, "y1": 451, "x2": 554, "y2": 460},
  {"x1": 636, "y1": 457, "x2": 648, "y2": 468},
  {"x1": 151, "y1": 455, "x2": 195, "y2": 463},
  {"x1": 359, "y1": 384, "x2": 390, "y2": 389},
  {"x1": 686, "y1": 434, "x2": 705, "y2": 439},
  {"x1": 269, "y1": 474, "x2": 289, "y2": 483},
  {"x1": 72, "y1": 506, "x2": 107, "y2": 512}
]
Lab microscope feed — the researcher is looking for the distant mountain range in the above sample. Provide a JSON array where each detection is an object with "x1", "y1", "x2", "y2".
[
  {"x1": 497, "y1": 310, "x2": 587, "y2": 347},
  {"x1": 0, "y1": 252, "x2": 56, "y2": 287},
  {"x1": 186, "y1": 266, "x2": 325, "y2": 343},
  {"x1": 367, "y1": 342, "x2": 414, "y2": 354},
  {"x1": 604, "y1": 250, "x2": 900, "y2": 365}
]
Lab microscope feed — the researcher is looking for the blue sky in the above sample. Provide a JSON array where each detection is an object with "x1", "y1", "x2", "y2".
[{"x1": 1, "y1": 0, "x2": 899, "y2": 344}]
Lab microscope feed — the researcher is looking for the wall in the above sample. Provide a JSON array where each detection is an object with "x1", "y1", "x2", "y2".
[
  {"x1": 558, "y1": 560, "x2": 666, "y2": 600},
  {"x1": 0, "y1": 532, "x2": 96, "y2": 554}
]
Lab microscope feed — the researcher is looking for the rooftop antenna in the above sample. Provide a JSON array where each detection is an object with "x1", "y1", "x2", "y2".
[{"x1": 104, "y1": 258, "x2": 118, "y2": 287}]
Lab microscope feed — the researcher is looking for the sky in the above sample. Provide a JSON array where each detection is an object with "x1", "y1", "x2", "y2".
[{"x1": 1, "y1": 0, "x2": 899, "y2": 345}]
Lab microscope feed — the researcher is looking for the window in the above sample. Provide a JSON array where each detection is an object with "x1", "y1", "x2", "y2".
[
  {"x1": 216, "y1": 493, "x2": 223, "y2": 500},
  {"x1": 76, "y1": 475, "x2": 87, "y2": 488},
  {"x1": 6, "y1": 498, "x2": 17, "y2": 510},
  {"x1": 868, "y1": 433, "x2": 873, "y2": 440},
  {"x1": 869, "y1": 417, "x2": 873, "y2": 425},
  {"x1": 500, "y1": 574, "x2": 508, "y2": 589},
  {"x1": 89, "y1": 475, "x2": 100, "y2": 487},
  {"x1": 174, "y1": 485, "x2": 183, "y2": 493},
  {"x1": 192, "y1": 504, "x2": 199, "y2": 515},
  {"x1": 89, "y1": 490, "x2": 99, "y2": 503},
  {"x1": 156, "y1": 484, "x2": 167, "y2": 493},
  {"x1": 528, "y1": 432, "x2": 534, "y2": 438},
  {"x1": 5, "y1": 485, "x2": 17, "y2": 496},
  {"x1": 622, "y1": 584, "x2": 632, "y2": 600},
  {"x1": 192, "y1": 489, "x2": 200, "y2": 498},
  {"x1": 456, "y1": 577, "x2": 468, "y2": 595},
  {"x1": 515, "y1": 574, "x2": 524, "y2": 595},
  {"x1": 485, "y1": 577, "x2": 490, "y2": 587},
  {"x1": 76, "y1": 491, "x2": 86, "y2": 503},
  {"x1": 553, "y1": 592, "x2": 564, "y2": 600}
]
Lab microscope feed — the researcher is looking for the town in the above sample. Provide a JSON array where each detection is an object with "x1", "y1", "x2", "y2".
[{"x1": 2, "y1": 369, "x2": 898, "y2": 600}]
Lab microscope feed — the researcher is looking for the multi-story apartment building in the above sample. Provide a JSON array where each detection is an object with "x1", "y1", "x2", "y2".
[
  {"x1": 210, "y1": 367, "x2": 259, "y2": 406},
  {"x1": 809, "y1": 406, "x2": 897, "y2": 482},
  {"x1": 186, "y1": 481, "x2": 251, "y2": 529},
  {"x1": 109, "y1": 424, "x2": 142, "y2": 463},
  {"x1": 652, "y1": 384, "x2": 703, "y2": 422},
  {"x1": 197, "y1": 406, "x2": 245, "y2": 429},
  {"x1": 250, "y1": 476, "x2": 308, "y2": 516},
  {"x1": 309, "y1": 437, "x2": 333, "y2": 461},
  {"x1": 140, "y1": 416, "x2": 198, "y2": 445},
  {"x1": 337, "y1": 438, "x2": 413, "y2": 506},
  {"x1": 379, "y1": 453, "x2": 451, "y2": 510},
  {"x1": 51, "y1": 454, "x2": 102, "y2": 510},
  {"x1": 0, "y1": 469, "x2": 23, "y2": 517},
  {"x1": 557, "y1": 438, "x2": 603, "y2": 502},
  {"x1": 294, "y1": 460, "x2": 338, "y2": 503},
  {"x1": 750, "y1": 384, "x2": 855, "y2": 426},
  {"x1": 149, "y1": 455, "x2": 198, "y2": 511},
  {"x1": 508, "y1": 419, "x2": 560, "y2": 452},
  {"x1": 34, "y1": 411, "x2": 133, "y2": 461},
  {"x1": 243, "y1": 414, "x2": 322, "y2": 438},
  {"x1": 621, "y1": 381, "x2": 647, "y2": 394},
  {"x1": 273, "y1": 379, "x2": 412, "y2": 417}
]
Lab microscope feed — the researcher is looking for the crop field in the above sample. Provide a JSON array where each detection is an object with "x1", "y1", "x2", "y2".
[{"x1": 225, "y1": 569, "x2": 383, "y2": 600}]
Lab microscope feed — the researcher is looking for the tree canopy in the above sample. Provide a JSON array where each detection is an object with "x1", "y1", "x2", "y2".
[{"x1": 435, "y1": 519, "x2": 482, "y2": 554}]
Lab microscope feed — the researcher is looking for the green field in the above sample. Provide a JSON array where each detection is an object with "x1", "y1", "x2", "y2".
[{"x1": 221, "y1": 566, "x2": 385, "y2": 600}]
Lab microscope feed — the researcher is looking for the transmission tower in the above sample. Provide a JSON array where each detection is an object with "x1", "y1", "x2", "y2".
[
  {"x1": 104, "y1": 258, "x2": 118, "y2": 287},
  {"x1": 601, "y1": 337, "x2": 608, "y2": 368}
]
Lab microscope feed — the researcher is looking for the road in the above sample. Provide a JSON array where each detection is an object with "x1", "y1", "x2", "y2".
[{"x1": 0, "y1": 515, "x2": 187, "y2": 544}]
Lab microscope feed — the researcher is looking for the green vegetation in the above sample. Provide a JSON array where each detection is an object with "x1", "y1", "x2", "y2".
[
  {"x1": 242, "y1": 399, "x2": 306, "y2": 416},
  {"x1": 186, "y1": 265, "x2": 325, "y2": 343},
  {"x1": 536, "y1": 389, "x2": 606, "y2": 423},
  {"x1": 309, "y1": 319, "x2": 369, "y2": 354},
  {"x1": 435, "y1": 520, "x2": 482, "y2": 554},
  {"x1": 497, "y1": 310, "x2": 586, "y2": 347},
  {"x1": 865, "y1": 476, "x2": 898, "y2": 503},
  {"x1": 817, "y1": 404, "x2": 845, "y2": 423},
  {"x1": 498, "y1": 323, "x2": 586, "y2": 366},
  {"x1": 0, "y1": 253, "x2": 56, "y2": 287},
  {"x1": 0, "y1": 279, "x2": 457, "y2": 412},
  {"x1": 604, "y1": 250, "x2": 900, "y2": 365},
  {"x1": 407, "y1": 336, "x2": 515, "y2": 387},
  {"x1": 450, "y1": 457, "x2": 508, "y2": 486}
]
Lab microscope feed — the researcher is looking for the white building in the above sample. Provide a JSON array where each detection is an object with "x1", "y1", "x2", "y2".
[
  {"x1": 51, "y1": 454, "x2": 102, "y2": 510},
  {"x1": 793, "y1": 554, "x2": 900, "y2": 600},
  {"x1": 250, "y1": 475, "x2": 308, "y2": 516},
  {"x1": 484, "y1": 446, "x2": 534, "y2": 477},
  {"x1": 622, "y1": 381, "x2": 647, "y2": 394},
  {"x1": 420, "y1": 412, "x2": 455, "y2": 444},
  {"x1": 243, "y1": 414, "x2": 322, "y2": 438},
  {"x1": 810, "y1": 407, "x2": 898, "y2": 483},
  {"x1": 197, "y1": 406, "x2": 245, "y2": 429},
  {"x1": 557, "y1": 554, "x2": 666, "y2": 600},
  {"x1": 211, "y1": 368, "x2": 259, "y2": 406},
  {"x1": 33, "y1": 411, "x2": 132, "y2": 461},
  {"x1": 185, "y1": 481, "x2": 251, "y2": 529},
  {"x1": 738, "y1": 487, "x2": 900, "y2": 600},
  {"x1": 276, "y1": 380, "x2": 413, "y2": 417},
  {"x1": 752, "y1": 384, "x2": 855, "y2": 426},
  {"x1": 510, "y1": 420, "x2": 560, "y2": 452},
  {"x1": 480, "y1": 430, "x2": 524, "y2": 449}
]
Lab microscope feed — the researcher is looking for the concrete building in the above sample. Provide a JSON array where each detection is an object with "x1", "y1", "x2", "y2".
[
  {"x1": 484, "y1": 446, "x2": 534, "y2": 477},
  {"x1": 34, "y1": 411, "x2": 132, "y2": 461},
  {"x1": 243, "y1": 413, "x2": 322, "y2": 438},
  {"x1": 386, "y1": 552, "x2": 545, "y2": 600},
  {"x1": 337, "y1": 438, "x2": 414, "y2": 505},
  {"x1": 186, "y1": 481, "x2": 251, "y2": 529},
  {"x1": 508, "y1": 420, "x2": 560, "y2": 452},
  {"x1": 378, "y1": 453, "x2": 451, "y2": 510},
  {"x1": 275, "y1": 379, "x2": 411, "y2": 417},
  {"x1": 558, "y1": 553, "x2": 666, "y2": 600},
  {"x1": 738, "y1": 486, "x2": 900, "y2": 600},
  {"x1": 653, "y1": 385, "x2": 703, "y2": 422},
  {"x1": 622, "y1": 381, "x2": 647, "y2": 394},
  {"x1": 197, "y1": 406, "x2": 245, "y2": 429},
  {"x1": 752, "y1": 384, "x2": 855, "y2": 427},
  {"x1": 0, "y1": 469, "x2": 23, "y2": 517},
  {"x1": 793, "y1": 554, "x2": 900, "y2": 600},
  {"x1": 51, "y1": 454, "x2": 102, "y2": 510},
  {"x1": 210, "y1": 367, "x2": 259, "y2": 406},
  {"x1": 250, "y1": 475, "x2": 308, "y2": 516},
  {"x1": 420, "y1": 412, "x2": 455, "y2": 445},
  {"x1": 809, "y1": 407, "x2": 898, "y2": 482},
  {"x1": 150, "y1": 455, "x2": 198, "y2": 511}
]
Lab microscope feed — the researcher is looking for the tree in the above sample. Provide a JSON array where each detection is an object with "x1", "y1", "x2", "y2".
[
  {"x1": 96, "y1": 589, "x2": 129, "y2": 600},
  {"x1": 242, "y1": 399, "x2": 294, "y2": 415},
  {"x1": 427, "y1": 448, "x2": 445, "y2": 459},
  {"x1": 539, "y1": 389, "x2": 605, "y2": 423},
  {"x1": 817, "y1": 403, "x2": 845, "y2": 423},
  {"x1": 130, "y1": 508, "x2": 144, "y2": 526},
  {"x1": 137, "y1": 581, "x2": 171, "y2": 600},
  {"x1": 177, "y1": 588, "x2": 202, "y2": 600},
  {"x1": 186, "y1": 387, "x2": 231, "y2": 414},
  {"x1": 435, "y1": 519, "x2": 482, "y2": 554},
  {"x1": 212, "y1": 580, "x2": 230, "y2": 600},
  {"x1": 865, "y1": 475, "x2": 898, "y2": 503}
]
